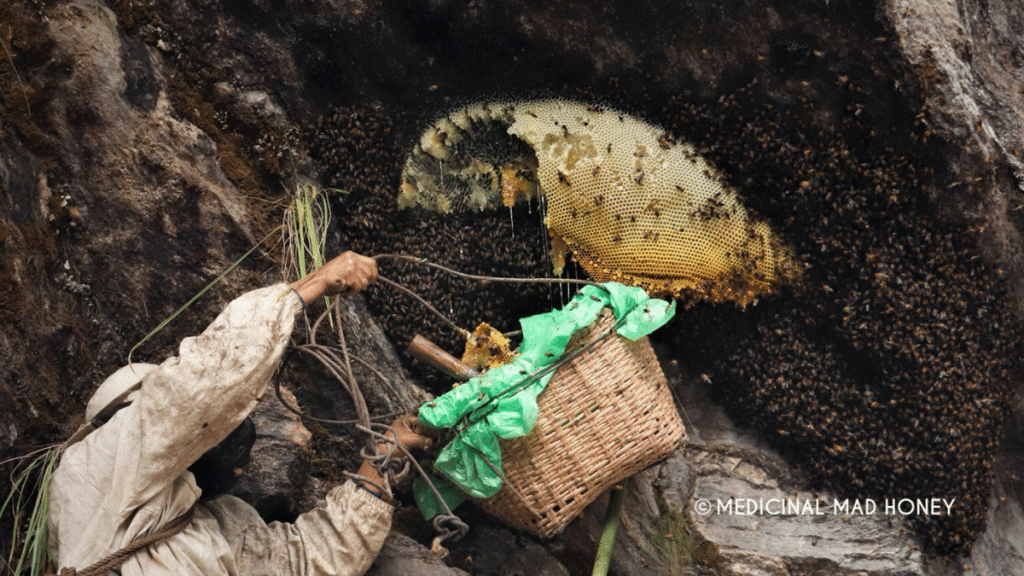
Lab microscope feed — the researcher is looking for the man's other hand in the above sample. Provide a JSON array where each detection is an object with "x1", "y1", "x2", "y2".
[{"x1": 387, "y1": 415, "x2": 434, "y2": 453}]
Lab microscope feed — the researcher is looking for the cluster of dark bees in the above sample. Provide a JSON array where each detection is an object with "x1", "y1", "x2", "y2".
[
  {"x1": 308, "y1": 106, "x2": 564, "y2": 388},
  {"x1": 309, "y1": 80, "x2": 1023, "y2": 556},
  {"x1": 660, "y1": 86, "x2": 1023, "y2": 557}
]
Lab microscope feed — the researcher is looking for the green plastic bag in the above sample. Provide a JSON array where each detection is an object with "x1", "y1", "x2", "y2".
[{"x1": 414, "y1": 283, "x2": 675, "y2": 518}]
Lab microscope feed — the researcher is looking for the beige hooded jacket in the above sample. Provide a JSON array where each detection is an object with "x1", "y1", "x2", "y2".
[{"x1": 48, "y1": 284, "x2": 392, "y2": 575}]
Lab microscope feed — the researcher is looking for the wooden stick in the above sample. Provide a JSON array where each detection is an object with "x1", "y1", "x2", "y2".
[{"x1": 406, "y1": 334, "x2": 480, "y2": 381}]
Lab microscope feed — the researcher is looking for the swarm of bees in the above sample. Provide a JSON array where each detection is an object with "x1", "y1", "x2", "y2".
[
  {"x1": 310, "y1": 79, "x2": 1023, "y2": 557},
  {"x1": 309, "y1": 105, "x2": 556, "y2": 386},
  {"x1": 662, "y1": 89, "x2": 1023, "y2": 557}
]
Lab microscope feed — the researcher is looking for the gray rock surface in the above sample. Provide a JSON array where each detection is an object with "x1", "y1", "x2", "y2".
[
  {"x1": 886, "y1": 0, "x2": 1024, "y2": 302},
  {"x1": 281, "y1": 294, "x2": 432, "y2": 476},
  {"x1": 678, "y1": 378, "x2": 925, "y2": 575},
  {"x1": 0, "y1": 0, "x2": 268, "y2": 442},
  {"x1": 229, "y1": 384, "x2": 313, "y2": 522},
  {"x1": 367, "y1": 532, "x2": 469, "y2": 576},
  {"x1": 446, "y1": 525, "x2": 572, "y2": 576},
  {"x1": 333, "y1": 296, "x2": 432, "y2": 414},
  {"x1": 687, "y1": 446, "x2": 922, "y2": 575}
]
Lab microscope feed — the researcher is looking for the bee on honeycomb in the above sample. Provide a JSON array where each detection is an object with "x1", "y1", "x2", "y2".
[{"x1": 399, "y1": 99, "x2": 801, "y2": 305}]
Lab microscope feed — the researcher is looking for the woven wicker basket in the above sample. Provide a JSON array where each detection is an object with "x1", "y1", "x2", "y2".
[{"x1": 471, "y1": 309, "x2": 686, "y2": 538}]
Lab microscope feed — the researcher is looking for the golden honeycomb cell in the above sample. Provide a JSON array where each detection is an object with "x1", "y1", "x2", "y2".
[{"x1": 400, "y1": 99, "x2": 801, "y2": 304}]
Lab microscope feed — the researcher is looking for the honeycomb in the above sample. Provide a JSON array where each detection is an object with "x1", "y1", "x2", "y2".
[
  {"x1": 461, "y1": 323, "x2": 518, "y2": 372},
  {"x1": 400, "y1": 100, "x2": 801, "y2": 305},
  {"x1": 399, "y1": 104, "x2": 536, "y2": 213}
]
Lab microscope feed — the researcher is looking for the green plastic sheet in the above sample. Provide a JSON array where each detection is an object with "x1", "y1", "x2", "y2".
[{"x1": 414, "y1": 283, "x2": 675, "y2": 519}]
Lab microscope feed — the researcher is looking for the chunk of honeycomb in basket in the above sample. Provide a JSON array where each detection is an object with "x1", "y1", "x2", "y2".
[{"x1": 461, "y1": 323, "x2": 518, "y2": 372}]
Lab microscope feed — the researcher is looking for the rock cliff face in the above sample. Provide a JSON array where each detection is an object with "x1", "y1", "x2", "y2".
[{"x1": 2, "y1": 0, "x2": 1023, "y2": 574}]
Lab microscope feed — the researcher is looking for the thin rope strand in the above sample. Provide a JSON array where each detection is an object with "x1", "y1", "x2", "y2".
[
  {"x1": 373, "y1": 254, "x2": 598, "y2": 287},
  {"x1": 375, "y1": 275, "x2": 470, "y2": 337}
]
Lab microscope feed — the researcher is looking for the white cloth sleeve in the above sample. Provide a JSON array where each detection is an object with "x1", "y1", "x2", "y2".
[
  {"x1": 124, "y1": 283, "x2": 302, "y2": 508},
  {"x1": 208, "y1": 481, "x2": 393, "y2": 576}
]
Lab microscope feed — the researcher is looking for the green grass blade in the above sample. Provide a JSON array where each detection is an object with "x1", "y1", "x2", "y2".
[
  {"x1": 2, "y1": 446, "x2": 59, "y2": 575},
  {"x1": 315, "y1": 192, "x2": 330, "y2": 269},
  {"x1": 592, "y1": 480, "x2": 628, "y2": 576},
  {"x1": 2, "y1": 467, "x2": 32, "y2": 570},
  {"x1": 128, "y1": 228, "x2": 277, "y2": 363},
  {"x1": 314, "y1": 192, "x2": 334, "y2": 320},
  {"x1": 282, "y1": 182, "x2": 338, "y2": 326},
  {"x1": 303, "y1": 190, "x2": 320, "y2": 272},
  {"x1": 28, "y1": 450, "x2": 57, "y2": 576},
  {"x1": 294, "y1": 195, "x2": 307, "y2": 277},
  {"x1": 1, "y1": 462, "x2": 30, "y2": 519}
]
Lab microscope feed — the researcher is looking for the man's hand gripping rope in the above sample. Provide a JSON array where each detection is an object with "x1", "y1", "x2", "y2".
[
  {"x1": 345, "y1": 417, "x2": 467, "y2": 556},
  {"x1": 348, "y1": 416, "x2": 430, "y2": 502}
]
